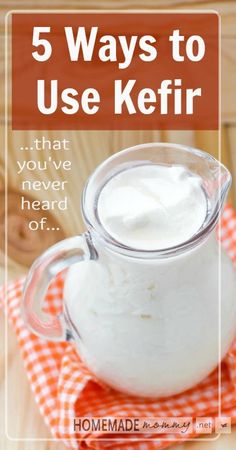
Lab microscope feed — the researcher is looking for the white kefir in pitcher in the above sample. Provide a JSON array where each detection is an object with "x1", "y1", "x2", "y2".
[{"x1": 64, "y1": 163, "x2": 236, "y2": 397}]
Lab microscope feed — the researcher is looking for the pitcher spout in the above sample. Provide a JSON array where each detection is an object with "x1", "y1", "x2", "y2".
[
  {"x1": 219, "y1": 163, "x2": 232, "y2": 207},
  {"x1": 203, "y1": 159, "x2": 232, "y2": 216},
  {"x1": 82, "y1": 142, "x2": 232, "y2": 257}
]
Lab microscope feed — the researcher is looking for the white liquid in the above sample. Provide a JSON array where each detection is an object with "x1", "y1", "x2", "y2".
[
  {"x1": 64, "y1": 164, "x2": 236, "y2": 398},
  {"x1": 97, "y1": 164, "x2": 207, "y2": 249}
]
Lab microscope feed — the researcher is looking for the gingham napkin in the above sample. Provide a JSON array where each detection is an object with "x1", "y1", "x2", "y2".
[{"x1": 1, "y1": 204, "x2": 236, "y2": 450}]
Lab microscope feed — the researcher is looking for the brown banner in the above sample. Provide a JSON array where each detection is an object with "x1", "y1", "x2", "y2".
[{"x1": 11, "y1": 12, "x2": 219, "y2": 130}]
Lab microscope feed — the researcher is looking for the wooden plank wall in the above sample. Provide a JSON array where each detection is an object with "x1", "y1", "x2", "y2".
[
  {"x1": 1, "y1": 3, "x2": 236, "y2": 450},
  {"x1": 0, "y1": 0, "x2": 235, "y2": 276}
]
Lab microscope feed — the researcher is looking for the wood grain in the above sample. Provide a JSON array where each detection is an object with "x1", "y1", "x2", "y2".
[{"x1": 1, "y1": 1, "x2": 236, "y2": 449}]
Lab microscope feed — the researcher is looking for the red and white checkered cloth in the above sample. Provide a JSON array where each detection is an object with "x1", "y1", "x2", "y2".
[{"x1": 1, "y1": 204, "x2": 236, "y2": 450}]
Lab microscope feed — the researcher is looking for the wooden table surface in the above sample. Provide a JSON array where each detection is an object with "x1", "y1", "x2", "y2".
[
  {"x1": 1, "y1": 1, "x2": 236, "y2": 449},
  {"x1": 1, "y1": 130, "x2": 236, "y2": 450}
]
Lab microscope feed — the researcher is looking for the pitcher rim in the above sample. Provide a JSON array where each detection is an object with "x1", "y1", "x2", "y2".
[{"x1": 81, "y1": 142, "x2": 231, "y2": 259}]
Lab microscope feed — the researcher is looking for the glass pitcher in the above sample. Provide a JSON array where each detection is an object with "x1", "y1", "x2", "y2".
[{"x1": 22, "y1": 143, "x2": 236, "y2": 398}]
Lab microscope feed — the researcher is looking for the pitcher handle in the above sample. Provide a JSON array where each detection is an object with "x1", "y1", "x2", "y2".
[{"x1": 22, "y1": 232, "x2": 96, "y2": 342}]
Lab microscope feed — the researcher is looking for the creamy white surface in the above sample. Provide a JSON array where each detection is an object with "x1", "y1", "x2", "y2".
[
  {"x1": 97, "y1": 164, "x2": 207, "y2": 249},
  {"x1": 63, "y1": 163, "x2": 236, "y2": 398}
]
